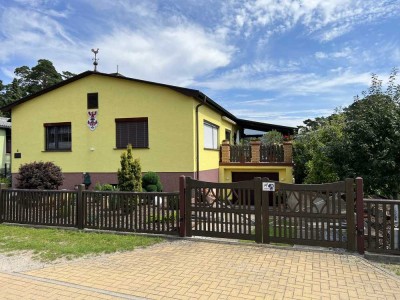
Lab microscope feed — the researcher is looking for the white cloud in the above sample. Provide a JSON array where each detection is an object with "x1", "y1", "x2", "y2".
[
  {"x1": 319, "y1": 24, "x2": 351, "y2": 41},
  {"x1": 0, "y1": 2, "x2": 235, "y2": 85},
  {"x1": 196, "y1": 66, "x2": 371, "y2": 95},
  {"x1": 315, "y1": 47, "x2": 353, "y2": 60},
  {"x1": 0, "y1": 6, "x2": 76, "y2": 64},
  {"x1": 225, "y1": 0, "x2": 400, "y2": 41},
  {"x1": 94, "y1": 24, "x2": 234, "y2": 85},
  {"x1": 315, "y1": 52, "x2": 327, "y2": 59},
  {"x1": 241, "y1": 98, "x2": 273, "y2": 105}
]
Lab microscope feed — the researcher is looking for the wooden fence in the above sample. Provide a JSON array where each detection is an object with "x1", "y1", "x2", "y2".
[
  {"x1": 0, "y1": 185, "x2": 180, "y2": 235},
  {"x1": 83, "y1": 190, "x2": 179, "y2": 234},
  {"x1": 1, "y1": 189, "x2": 77, "y2": 227},
  {"x1": 3, "y1": 177, "x2": 400, "y2": 256},
  {"x1": 227, "y1": 144, "x2": 284, "y2": 163},
  {"x1": 184, "y1": 177, "x2": 359, "y2": 252},
  {"x1": 184, "y1": 177, "x2": 260, "y2": 241},
  {"x1": 230, "y1": 145, "x2": 251, "y2": 163},
  {"x1": 260, "y1": 144, "x2": 284, "y2": 162},
  {"x1": 265, "y1": 180, "x2": 355, "y2": 249},
  {"x1": 364, "y1": 199, "x2": 400, "y2": 254}
]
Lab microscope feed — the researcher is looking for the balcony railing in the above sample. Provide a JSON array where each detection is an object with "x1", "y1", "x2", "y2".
[
  {"x1": 220, "y1": 141, "x2": 292, "y2": 164},
  {"x1": 230, "y1": 145, "x2": 251, "y2": 162},
  {"x1": 260, "y1": 144, "x2": 284, "y2": 162}
]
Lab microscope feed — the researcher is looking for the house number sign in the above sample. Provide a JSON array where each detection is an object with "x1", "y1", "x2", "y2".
[
  {"x1": 262, "y1": 182, "x2": 275, "y2": 191},
  {"x1": 87, "y1": 110, "x2": 98, "y2": 131}
]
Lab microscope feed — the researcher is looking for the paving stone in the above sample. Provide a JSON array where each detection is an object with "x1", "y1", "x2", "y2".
[{"x1": 0, "y1": 240, "x2": 399, "y2": 299}]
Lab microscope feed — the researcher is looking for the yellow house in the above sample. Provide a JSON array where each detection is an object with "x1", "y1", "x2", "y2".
[{"x1": 1, "y1": 71, "x2": 295, "y2": 191}]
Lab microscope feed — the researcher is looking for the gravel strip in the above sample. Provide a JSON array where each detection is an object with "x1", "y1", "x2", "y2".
[
  {"x1": 0, "y1": 252, "x2": 52, "y2": 273},
  {"x1": 0, "y1": 240, "x2": 183, "y2": 273}
]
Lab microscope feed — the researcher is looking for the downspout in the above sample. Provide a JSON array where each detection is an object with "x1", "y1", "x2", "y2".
[{"x1": 195, "y1": 94, "x2": 207, "y2": 180}]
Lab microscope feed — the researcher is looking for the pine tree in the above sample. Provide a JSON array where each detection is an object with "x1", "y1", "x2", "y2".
[{"x1": 117, "y1": 144, "x2": 142, "y2": 192}]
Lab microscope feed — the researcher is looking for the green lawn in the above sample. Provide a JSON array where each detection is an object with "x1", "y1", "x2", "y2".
[
  {"x1": 381, "y1": 263, "x2": 400, "y2": 277},
  {"x1": 0, "y1": 225, "x2": 164, "y2": 262}
]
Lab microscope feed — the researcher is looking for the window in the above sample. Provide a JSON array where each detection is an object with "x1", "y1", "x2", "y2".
[
  {"x1": 116, "y1": 118, "x2": 149, "y2": 148},
  {"x1": 5, "y1": 129, "x2": 10, "y2": 153},
  {"x1": 225, "y1": 129, "x2": 231, "y2": 142},
  {"x1": 45, "y1": 123, "x2": 71, "y2": 150},
  {"x1": 87, "y1": 93, "x2": 98, "y2": 109},
  {"x1": 204, "y1": 121, "x2": 219, "y2": 149}
]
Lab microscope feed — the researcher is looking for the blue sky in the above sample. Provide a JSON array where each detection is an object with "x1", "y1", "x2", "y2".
[{"x1": 0, "y1": 0, "x2": 399, "y2": 127}]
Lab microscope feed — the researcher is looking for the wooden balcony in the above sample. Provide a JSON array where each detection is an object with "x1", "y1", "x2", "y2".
[{"x1": 219, "y1": 140, "x2": 293, "y2": 166}]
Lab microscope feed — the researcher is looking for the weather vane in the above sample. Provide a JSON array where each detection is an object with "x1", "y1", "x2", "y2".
[{"x1": 91, "y1": 48, "x2": 99, "y2": 72}]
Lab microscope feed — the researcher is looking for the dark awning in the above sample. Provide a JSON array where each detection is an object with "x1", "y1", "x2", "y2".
[{"x1": 236, "y1": 118, "x2": 296, "y2": 136}]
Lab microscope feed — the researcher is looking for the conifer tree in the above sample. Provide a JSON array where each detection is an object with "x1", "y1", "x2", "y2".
[{"x1": 117, "y1": 144, "x2": 142, "y2": 192}]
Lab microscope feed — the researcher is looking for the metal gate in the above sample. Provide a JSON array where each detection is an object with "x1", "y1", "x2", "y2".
[{"x1": 184, "y1": 177, "x2": 356, "y2": 251}]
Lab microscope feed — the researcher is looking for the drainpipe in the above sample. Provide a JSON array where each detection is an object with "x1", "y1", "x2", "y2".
[{"x1": 195, "y1": 94, "x2": 207, "y2": 180}]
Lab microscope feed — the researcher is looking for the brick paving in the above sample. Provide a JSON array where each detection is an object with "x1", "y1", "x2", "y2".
[{"x1": 2, "y1": 240, "x2": 400, "y2": 299}]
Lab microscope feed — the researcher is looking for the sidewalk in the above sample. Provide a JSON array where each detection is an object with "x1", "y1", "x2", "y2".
[{"x1": 2, "y1": 240, "x2": 400, "y2": 299}]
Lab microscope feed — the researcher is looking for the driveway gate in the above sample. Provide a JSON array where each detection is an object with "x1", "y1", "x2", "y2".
[
  {"x1": 184, "y1": 177, "x2": 357, "y2": 251},
  {"x1": 263, "y1": 179, "x2": 355, "y2": 250},
  {"x1": 184, "y1": 177, "x2": 263, "y2": 241}
]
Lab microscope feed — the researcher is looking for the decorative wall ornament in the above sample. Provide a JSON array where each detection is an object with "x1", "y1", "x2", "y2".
[{"x1": 87, "y1": 110, "x2": 98, "y2": 131}]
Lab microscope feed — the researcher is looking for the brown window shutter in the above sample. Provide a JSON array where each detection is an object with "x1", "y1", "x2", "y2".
[{"x1": 116, "y1": 118, "x2": 148, "y2": 148}]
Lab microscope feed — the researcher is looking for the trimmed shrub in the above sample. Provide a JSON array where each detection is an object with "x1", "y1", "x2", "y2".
[
  {"x1": 142, "y1": 171, "x2": 163, "y2": 192},
  {"x1": 117, "y1": 144, "x2": 142, "y2": 192},
  {"x1": 145, "y1": 184, "x2": 158, "y2": 192},
  {"x1": 94, "y1": 183, "x2": 118, "y2": 191},
  {"x1": 17, "y1": 161, "x2": 63, "y2": 189}
]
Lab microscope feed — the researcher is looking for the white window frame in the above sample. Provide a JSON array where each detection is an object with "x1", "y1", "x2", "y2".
[{"x1": 204, "y1": 121, "x2": 219, "y2": 150}]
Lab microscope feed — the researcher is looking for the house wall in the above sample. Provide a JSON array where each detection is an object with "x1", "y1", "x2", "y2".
[
  {"x1": 195, "y1": 103, "x2": 238, "y2": 182},
  {"x1": 11, "y1": 74, "x2": 197, "y2": 190},
  {"x1": 219, "y1": 165, "x2": 293, "y2": 184}
]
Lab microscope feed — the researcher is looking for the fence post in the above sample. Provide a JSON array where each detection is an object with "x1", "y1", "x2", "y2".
[
  {"x1": 185, "y1": 177, "x2": 192, "y2": 237},
  {"x1": 179, "y1": 176, "x2": 186, "y2": 237},
  {"x1": 345, "y1": 178, "x2": 356, "y2": 252},
  {"x1": 0, "y1": 183, "x2": 7, "y2": 224},
  {"x1": 254, "y1": 177, "x2": 262, "y2": 243},
  {"x1": 261, "y1": 178, "x2": 270, "y2": 244},
  {"x1": 77, "y1": 184, "x2": 85, "y2": 229},
  {"x1": 355, "y1": 177, "x2": 365, "y2": 254}
]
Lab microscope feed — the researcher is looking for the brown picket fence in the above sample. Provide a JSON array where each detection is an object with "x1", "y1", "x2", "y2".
[
  {"x1": 3, "y1": 177, "x2": 400, "y2": 256},
  {"x1": 1, "y1": 189, "x2": 77, "y2": 227},
  {"x1": 83, "y1": 191, "x2": 179, "y2": 234},
  {"x1": 0, "y1": 185, "x2": 180, "y2": 235},
  {"x1": 364, "y1": 199, "x2": 400, "y2": 254}
]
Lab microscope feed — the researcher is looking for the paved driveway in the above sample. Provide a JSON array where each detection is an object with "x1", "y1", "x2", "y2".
[{"x1": 2, "y1": 240, "x2": 400, "y2": 299}]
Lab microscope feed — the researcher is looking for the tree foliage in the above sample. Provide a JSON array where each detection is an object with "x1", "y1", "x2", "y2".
[
  {"x1": 343, "y1": 95, "x2": 400, "y2": 197},
  {"x1": 294, "y1": 69, "x2": 400, "y2": 198},
  {"x1": 142, "y1": 171, "x2": 163, "y2": 192},
  {"x1": 260, "y1": 130, "x2": 283, "y2": 145},
  {"x1": 0, "y1": 59, "x2": 75, "y2": 111},
  {"x1": 17, "y1": 161, "x2": 63, "y2": 190},
  {"x1": 117, "y1": 144, "x2": 142, "y2": 192},
  {"x1": 294, "y1": 114, "x2": 346, "y2": 184}
]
